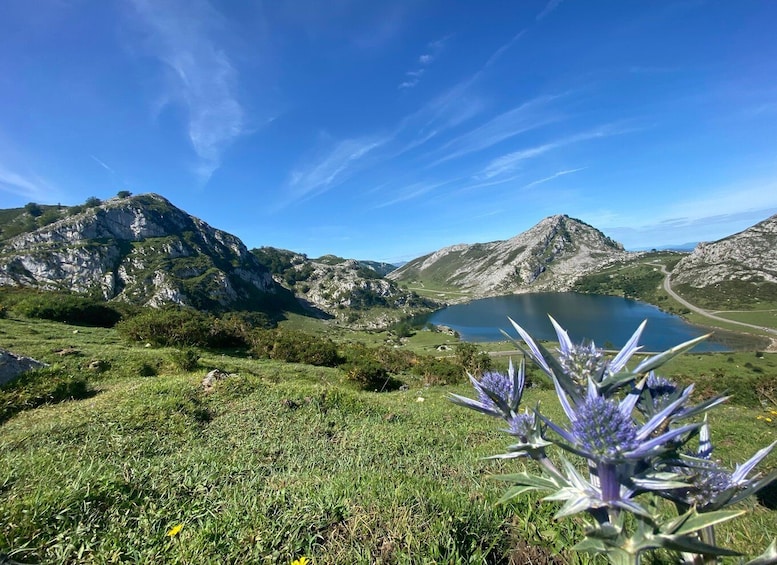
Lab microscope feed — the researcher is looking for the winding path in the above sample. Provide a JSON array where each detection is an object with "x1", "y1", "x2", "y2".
[{"x1": 655, "y1": 264, "x2": 777, "y2": 337}]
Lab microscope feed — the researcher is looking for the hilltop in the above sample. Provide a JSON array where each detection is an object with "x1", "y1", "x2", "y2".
[
  {"x1": 0, "y1": 194, "x2": 294, "y2": 314},
  {"x1": 388, "y1": 215, "x2": 629, "y2": 297},
  {"x1": 670, "y1": 213, "x2": 777, "y2": 309}
]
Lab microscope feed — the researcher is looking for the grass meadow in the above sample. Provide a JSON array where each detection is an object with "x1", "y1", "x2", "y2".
[{"x1": 1, "y1": 315, "x2": 776, "y2": 564}]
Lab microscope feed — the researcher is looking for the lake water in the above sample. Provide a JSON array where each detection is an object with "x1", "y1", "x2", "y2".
[{"x1": 425, "y1": 293, "x2": 730, "y2": 352}]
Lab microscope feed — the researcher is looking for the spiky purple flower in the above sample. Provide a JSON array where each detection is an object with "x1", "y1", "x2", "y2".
[
  {"x1": 558, "y1": 342, "x2": 607, "y2": 385},
  {"x1": 509, "y1": 412, "x2": 535, "y2": 443},
  {"x1": 644, "y1": 373, "x2": 678, "y2": 411},
  {"x1": 477, "y1": 371, "x2": 513, "y2": 411},
  {"x1": 571, "y1": 396, "x2": 639, "y2": 458},
  {"x1": 672, "y1": 461, "x2": 732, "y2": 507}
]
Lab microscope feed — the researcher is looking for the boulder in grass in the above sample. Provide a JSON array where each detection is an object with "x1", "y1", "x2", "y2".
[
  {"x1": 0, "y1": 348, "x2": 48, "y2": 386},
  {"x1": 201, "y1": 369, "x2": 233, "y2": 392}
]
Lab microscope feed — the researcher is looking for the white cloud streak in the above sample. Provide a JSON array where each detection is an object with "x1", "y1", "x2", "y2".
[
  {"x1": 523, "y1": 167, "x2": 586, "y2": 189},
  {"x1": 90, "y1": 155, "x2": 116, "y2": 174},
  {"x1": 536, "y1": 0, "x2": 564, "y2": 21},
  {"x1": 594, "y1": 180, "x2": 777, "y2": 248},
  {"x1": 399, "y1": 35, "x2": 449, "y2": 89},
  {"x1": 372, "y1": 178, "x2": 454, "y2": 209},
  {"x1": 478, "y1": 124, "x2": 624, "y2": 180},
  {"x1": 285, "y1": 137, "x2": 387, "y2": 204},
  {"x1": 430, "y1": 94, "x2": 565, "y2": 165},
  {"x1": 0, "y1": 163, "x2": 53, "y2": 201},
  {"x1": 130, "y1": 0, "x2": 244, "y2": 182}
]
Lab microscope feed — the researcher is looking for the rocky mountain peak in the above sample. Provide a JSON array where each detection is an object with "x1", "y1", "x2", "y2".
[
  {"x1": 672, "y1": 213, "x2": 777, "y2": 291},
  {"x1": 0, "y1": 193, "x2": 287, "y2": 312},
  {"x1": 389, "y1": 215, "x2": 628, "y2": 296}
]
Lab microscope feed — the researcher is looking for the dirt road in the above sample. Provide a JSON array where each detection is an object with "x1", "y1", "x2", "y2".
[{"x1": 655, "y1": 264, "x2": 777, "y2": 337}]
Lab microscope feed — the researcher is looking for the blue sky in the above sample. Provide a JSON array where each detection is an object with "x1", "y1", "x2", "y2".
[{"x1": 1, "y1": 1, "x2": 776, "y2": 263}]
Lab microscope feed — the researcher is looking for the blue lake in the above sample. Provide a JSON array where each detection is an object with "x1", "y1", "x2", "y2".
[{"x1": 425, "y1": 293, "x2": 730, "y2": 352}]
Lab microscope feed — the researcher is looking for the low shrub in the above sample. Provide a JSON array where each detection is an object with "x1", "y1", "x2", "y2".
[
  {"x1": 342, "y1": 359, "x2": 402, "y2": 391},
  {"x1": 249, "y1": 329, "x2": 341, "y2": 367},
  {"x1": 170, "y1": 348, "x2": 200, "y2": 372},
  {"x1": 412, "y1": 356, "x2": 463, "y2": 385},
  {"x1": 116, "y1": 307, "x2": 212, "y2": 347},
  {"x1": 15, "y1": 293, "x2": 123, "y2": 327},
  {"x1": 117, "y1": 308, "x2": 267, "y2": 349},
  {"x1": 454, "y1": 342, "x2": 492, "y2": 376}
]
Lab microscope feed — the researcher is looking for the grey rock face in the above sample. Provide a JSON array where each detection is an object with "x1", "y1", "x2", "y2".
[
  {"x1": 0, "y1": 193, "x2": 279, "y2": 311},
  {"x1": 389, "y1": 215, "x2": 628, "y2": 296},
  {"x1": 672, "y1": 214, "x2": 777, "y2": 287},
  {"x1": 0, "y1": 348, "x2": 47, "y2": 386}
]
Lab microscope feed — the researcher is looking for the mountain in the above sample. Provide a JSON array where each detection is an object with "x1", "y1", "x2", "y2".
[
  {"x1": 671, "y1": 213, "x2": 777, "y2": 306},
  {"x1": 0, "y1": 193, "x2": 293, "y2": 313},
  {"x1": 388, "y1": 215, "x2": 629, "y2": 296},
  {"x1": 251, "y1": 247, "x2": 436, "y2": 326}
]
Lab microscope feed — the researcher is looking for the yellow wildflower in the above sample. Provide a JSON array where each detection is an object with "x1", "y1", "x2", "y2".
[
  {"x1": 767, "y1": 418, "x2": 773, "y2": 423},
  {"x1": 291, "y1": 557, "x2": 310, "y2": 565},
  {"x1": 167, "y1": 524, "x2": 184, "y2": 537}
]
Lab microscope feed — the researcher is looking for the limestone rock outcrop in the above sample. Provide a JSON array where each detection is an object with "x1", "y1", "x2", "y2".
[
  {"x1": 388, "y1": 215, "x2": 629, "y2": 296},
  {"x1": 0, "y1": 194, "x2": 284, "y2": 312}
]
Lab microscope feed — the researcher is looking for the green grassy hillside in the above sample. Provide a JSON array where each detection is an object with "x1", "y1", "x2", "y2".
[{"x1": 1, "y1": 315, "x2": 776, "y2": 563}]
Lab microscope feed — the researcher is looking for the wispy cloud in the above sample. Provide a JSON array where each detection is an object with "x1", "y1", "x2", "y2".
[
  {"x1": 0, "y1": 162, "x2": 53, "y2": 201},
  {"x1": 536, "y1": 0, "x2": 564, "y2": 21},
  {"x1": 90, "y1": 155, "x2": 116, "y2": 174},
  {"x1": 478, "y1": 124, "x2": 625, "y2": 180},
  {"x1": 284, "y1": 137, "x2": 387, "y2": 205},
  {"x1": 523, "y1": 167, "x2": 586, "y2": 189},
  {"x1": 399, "y1": 35, "x2": 450, "y2": 89},
  {"x1": 129, "y1": 0, "x2": 244, "y2": 182},
  {"x1": 372, "y1": 178, "x2": 454, "y2": 209},
  {"x1": 599, "y1": 180, "x2": 777, "y2": 248},
  {"x1": 430, "y1": 93, "x2": 565, "y2": 165}
]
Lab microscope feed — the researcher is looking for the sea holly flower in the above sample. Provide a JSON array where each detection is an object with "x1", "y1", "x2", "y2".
[
  {"x1": 452, "y1": 316, "x2": 777, "y2": 564},
  {"x1": 640, "y1": 372, "x2": 678, "y2": 413},
  {"x1": 450, "y1": 358, "x2": 525, "y2": 420},
  {"x1": 665, "y1": 418, "x2": 777, "y2": 512}
]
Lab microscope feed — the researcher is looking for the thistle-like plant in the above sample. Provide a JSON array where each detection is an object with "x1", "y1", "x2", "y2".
[{"x1": 451, "y1": 316, "x2": 777, "y2": 565}]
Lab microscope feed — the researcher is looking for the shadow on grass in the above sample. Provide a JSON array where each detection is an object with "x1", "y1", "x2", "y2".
[{"x1": 0, "y1": 369, "x2": 97, "y2": 425}]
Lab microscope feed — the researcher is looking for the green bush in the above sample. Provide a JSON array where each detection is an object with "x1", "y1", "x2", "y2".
[
  {"x1": 412, "y1": 356, "x2": 463, "y2": 385},
  {"x1": 116, "y1": 307, "x2": 212, "y2": 347},
  {"x1": 454, "y1": 342, "x2": 492, "y2": 376},
  {"x1": 15, "y1": 293, "x2": 123, "y2": 327},
  {"x1": 342, "y1": 359, "x2": 402, "y2": 391},
  {"x1": 249, "y1": 329, "x2": 341, "y2": 367},
  {"x1": 170, "y1": 348, "x2": 200, "y2": 372},
  {"x1": 0, "y1": 368, "x2": 92, "y2": 424},
  {"x1": 117, "y1": 308, "x2": 270, "y2": 349}
]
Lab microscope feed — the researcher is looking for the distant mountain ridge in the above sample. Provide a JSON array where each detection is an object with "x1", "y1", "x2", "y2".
[
  {"x1": 0, "y1": 194, "x2": 292, "y2": 313},
  {"x1": 251, "y1": 247, "x2": 435, "y2": 326},
  {"x1": 2, "y1": 193, "x2": 774, "y2": 319},
  {"x1": 388, "y1": 215, "x2": 629, "y2": 296}
]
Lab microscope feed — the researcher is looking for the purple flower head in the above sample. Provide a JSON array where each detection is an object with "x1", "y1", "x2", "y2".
[
  {"x1": 571, "y1": 396, "x2": 638, "y2": 459},
  {"x1": 509, "y1": 412, "x2": 536, "y2": 444},
  {"x1": 478, "y1": 371, "x2": 513, "y2": 409},
  {"x1": 450, "y1": 359, "x2": 526, "y2": 420},
  {"x1": 673, "y1": 460, "x2": 733, "y2": 508},
  {"x1": 558, "y1": 341, "x2": 607, "y2": 385},
  {"x1": 644, "y1": 372, "x2": 679, "y2": 412}
]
